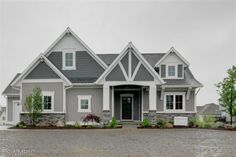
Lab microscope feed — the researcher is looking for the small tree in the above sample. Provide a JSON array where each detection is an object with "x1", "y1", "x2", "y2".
[
  {"x1": 217, "y1": 66, "x2": 236, "y2": 125},
  {"x1": 25, "y1": 87, "x2": 42, "y2": 126}
]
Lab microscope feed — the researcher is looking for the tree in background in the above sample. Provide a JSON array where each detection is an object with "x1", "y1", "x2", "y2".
[
  {"x1": 24, "y1": 87, "x2": 42, "y2": 126},
  {"x1": 217, "y1": 66, "x2": 236, "y2": 125}
]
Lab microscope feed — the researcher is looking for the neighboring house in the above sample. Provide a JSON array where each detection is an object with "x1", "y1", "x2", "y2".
[
  {"x1": 220, "y1": 105, "x2": 236, "y2": 123},
  {"x1": 197, "y1": 103, "x2": 221, "y2": 120},
  {"x1": 0, "y1": 106, "x2": 6, "y2": 125},
  {"x1": 2, "y1": 27, "x2": 203, "y2": 125}
]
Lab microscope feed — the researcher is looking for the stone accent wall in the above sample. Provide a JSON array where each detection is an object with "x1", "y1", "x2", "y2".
[
  {"x1": 102, "y1": 110, "x2": 111, "y2": 124},
  {"x1": 20, "y1": 113, "x2": 65, "y2": 126},
  {"x1": 156, "y1": 113, "x2": 196, "y2": 121},
  {"x1": 149, "y1": 111, "x2": 157, "y2": 124}
]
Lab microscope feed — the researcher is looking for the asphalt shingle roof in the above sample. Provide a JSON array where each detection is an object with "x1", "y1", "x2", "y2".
[{"x1": 2, "y1": 73, "x2": 21, "y2": 95}]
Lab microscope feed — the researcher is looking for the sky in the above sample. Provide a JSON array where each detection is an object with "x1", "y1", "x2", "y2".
[{"x1": 0, "y1": 0, "x2": 235, "y2": 107}]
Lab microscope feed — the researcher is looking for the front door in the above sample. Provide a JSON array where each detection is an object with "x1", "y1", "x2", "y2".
[
  {"x1": 121, "y1": 95, "x2": 133, "y2": 120},
  {"x1": 13, "y1": 101, "x2": 21, "y2": 125}
]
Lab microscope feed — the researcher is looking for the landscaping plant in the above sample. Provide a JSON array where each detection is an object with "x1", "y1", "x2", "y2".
[
  {"x1": 83, "y1": 114, "x2": 101, "y2": 124},
  {"x1": 143, "y1": 118, "x2": 151, "y2": 127},
  {"x1": 188, "y1": 117, "x2": 197, "y2": 127},
  {"x1": 196, "y1": 114, "x2": 216, "y2": 128},
  {"x1": 109, "y1": 117, "x2": 118, "y2": 128},
  {"x1": 157, "y1": 118, "x2": 166, "y2": 128},
  {"x1": 217, "y1": 66, "x2": 236, "y2": 125},
  {"x1": 24, "y1": 87, "x2": 42, "y2": 126}
]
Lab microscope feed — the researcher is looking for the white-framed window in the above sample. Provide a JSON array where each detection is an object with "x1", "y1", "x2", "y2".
[
  {"x1": 62, "y1": 51, "x2": 76, "y2": 70},
  {"x1": 78, "y1": 95, "x2": 91, "y2": 112},
  {"x1": 164, "y1": 92, "x2": 185, "y2": 112},
  {"x1": 166, "y1": 65, "x2": 177, "y2": 78},
  {"x1": 41, "y1": 91, "x2": 54, "y2": 112}
]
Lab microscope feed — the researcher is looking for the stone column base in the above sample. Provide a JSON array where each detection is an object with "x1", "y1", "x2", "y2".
[
  {"x1": 149, "y1": 110, "x2": 157, "y2": 124},
  {"x1": 102, "y1": 110, "x2": 111, "y2": 125}
]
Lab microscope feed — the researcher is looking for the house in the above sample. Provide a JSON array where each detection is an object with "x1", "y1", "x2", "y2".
[
  {"x1": 0, "y1": 106, "x2": 6, "y2": 125},
  {"x1": 220, "y1": 105, "x2": 236, "y2": 123},
  {"x1": 2, "y1": 27, "x2": 203, "y2": 125},
  {"x1": 197, "y1": 103, "x2": 221, "y2": 120}
]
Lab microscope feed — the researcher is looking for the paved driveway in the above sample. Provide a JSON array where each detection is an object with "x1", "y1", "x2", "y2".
[{"x1": 0, "y1": 127, "x2": 236, "y2": 157}]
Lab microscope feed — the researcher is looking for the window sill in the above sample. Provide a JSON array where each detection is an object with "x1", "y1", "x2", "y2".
[{"x1": 62, "y1": 67, "x2": 76, "y2": 70}]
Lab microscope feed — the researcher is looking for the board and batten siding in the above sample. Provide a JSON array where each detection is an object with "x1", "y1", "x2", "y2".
[
  {"x1": 21, "y1": 82, "x2": 63, "y2": 112},
  {"x1": 66, "y1": 88, "x2": 103, "y2": 122},
  {"x1": 7, "y1": 96, "x2": 20, "y2": 121}
]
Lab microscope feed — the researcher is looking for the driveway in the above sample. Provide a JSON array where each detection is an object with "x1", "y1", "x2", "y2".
[{"x1": 0, "y1": 127, "x2": 236, "y2": 157}]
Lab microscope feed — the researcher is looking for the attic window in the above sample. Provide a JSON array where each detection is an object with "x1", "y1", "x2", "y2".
[{"x1": 62, "y1": 51, "x2": 76, "y2": 70}]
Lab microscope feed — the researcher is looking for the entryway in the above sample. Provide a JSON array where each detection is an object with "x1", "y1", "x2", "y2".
[{"x1": 121, "y1": 94, "x2": 133, "y2": 120}]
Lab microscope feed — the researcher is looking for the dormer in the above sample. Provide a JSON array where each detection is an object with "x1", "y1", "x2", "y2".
[{"x1": 155, "y1": 47, "x2": 190, "y2": 79}]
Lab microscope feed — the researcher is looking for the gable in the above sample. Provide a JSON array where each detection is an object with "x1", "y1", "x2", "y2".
[
  {"x1": 106, "y1": 65, "x2": 126, "y2": 81},
  {"x1": 25, "y1": 62, "x2": 60, "y2": 79},
  {"x1": 161, "y1": 51, "x2": 186, "y2": 66},
  {"x1": 98, "y1": 42, "x2": 164, "y2": 84},
  {"x1": 48, "y1": 51, "x2": 105, "y2": 83},
  {"x1": 134, "y1": 64, "x2": 154, "y2": 81}
]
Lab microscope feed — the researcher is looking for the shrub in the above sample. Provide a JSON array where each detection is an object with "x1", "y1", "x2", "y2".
[
  {"x1": 165, "y1": 122, "x2": 173, "y2": 128},
  {"x1": 188, "y1": 117, "x2": 197, "y2": 127},
  {"x1": 157, "y1": 118, "x2": 166, "y2": 128},
  {"x1": 75, "y1": 122, "x2": 81, "y2": 128},
  {"x1": 17, "y1": 121, "x2": 26, "y2": 128},
  {"x1": 83, "y1": 114, "x2": 101, "y2": 124},
  {"x1": 196, "y1": 114, "x2": 216, "y2": 128},
  {"x1": 168, "y1": 119, "x2": 174, "y2": 125},
  {"x1": 109, "y1": 117, "x2": 118, "y2": 128},
  {"x1": 143, "y1": 118, "x2": 151, "y2": 127}
]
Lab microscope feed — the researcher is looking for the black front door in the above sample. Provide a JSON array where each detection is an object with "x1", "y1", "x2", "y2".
[{"x1": 121, "y1": 96, "x2": 132, "y2": 120}]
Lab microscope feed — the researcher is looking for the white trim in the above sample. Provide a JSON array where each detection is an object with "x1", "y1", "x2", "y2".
[
  {"x1": 22, "y1": 79, "x2": 63, "y2": 83},
  {"x1": 21, "y1": 111, "x2": 66, "y2": 114},
  {"x1": 120, "y1": 94, "x2": 133, "y2": 121},
  {"x1": 78, "y1": 95, "x2": 91, "y2": 113},
  {"x1": 62, "y1": 51, "x2": 76, "y2": 70},
  {"x1": 114, "y1": 88, "x2": 141, "y2": 91},
  {"x1": 104, "y1": 81, "x2": 161, "y2": 87},
  {"x1": 131, "y1": 62, "x2": 141, "y2": 81},
  {"x1": 155, "y1": 47, "x2": 190, "y2": 67},
  {"x1": 141, "y1": 87, "x2": 144, "y2": 121},
  {"x1": 63, "y1": 83, "x2": 66, "y2": 113},
  {"x1": 118, "y1": 62, "x2": 129, "y2": 80},
  {"x1": 96, "y1": 42, "x2": 165, "y2": 84},
  {"x1": 112, "y1": 86, "x2": 114, "y2": 117},
  {"x1": 11, "y1": 54, "x2": 72, "y2": 86},
  {"x1": 41, "y1": 91, "x2": 55, "y2": 112},
  {"x1": 164, "y1": 92, "x2": 185, "y2": 112},
  {"x1": 128, "y1": 50, "x2": 132, "y2": 80},
  {"x1": 162, "y1": 85, "x2": 203, "y2": 88},
  {"x1": 44, "y1": 27, "x2": 108, "y2": 69},
  {"x1": 142, "y1": 111, "x2": 196, "y2": 114}
]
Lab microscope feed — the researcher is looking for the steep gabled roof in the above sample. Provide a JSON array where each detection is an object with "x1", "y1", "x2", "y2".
[
  {"x1": 155, "y1": 47, "x2": 190, "y2": 67},
  {"x1": 96, "y1": 42, "x2": 165, "y2": 84},
  {"x1": 11, "y1": 54, "x2": 72, "y2": 86},
  {"x1": 44, "y1": 27, "x2": 108, "y2": 69},
  {"x1": 2, "y1": 73, "x2": 21, "y2": 96}
]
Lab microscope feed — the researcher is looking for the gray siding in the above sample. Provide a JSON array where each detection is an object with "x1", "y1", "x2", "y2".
[
  {"x1": 21, "y1": 82, "x2": 63, "y2": 112},
  {"x1": 120, "y1": 53, "x2": 128, "y2": 74},
  {"x1": 47, "y1": 51, "x2": 105, "y2": 83},
  {"x1": 156, "y1": 88, "x2": 195, "y2": 112},
  {"x1": 178, "y1": 64, "x2": 183, "y2": 78},
  {"x1": 25, "y1": 62, "x2": 60, "y2": 79},
  {"x1": 7, "y1": 96, "x2": 19, "y2": 121},
  {"x1": 143, "y1": 89, "x2": 149, "y2": 111},
  {"x1": 106, "y1": 65, "x2": 126, "y2": 81},
  {"x1": 66, "y1": 88, "x2": 103, "y2": 122},
  {"x1": 131, "y1": 53, "x2": 139, "y2": 75},
  {"x1": 161, "y1": 64, "x2": 166, "y2": 78},
  {"x1": 134, "y1": 64, "x2": 154, "y2": 81}
]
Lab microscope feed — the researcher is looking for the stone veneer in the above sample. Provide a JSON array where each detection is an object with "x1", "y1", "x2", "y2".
[
  {"x1": 102, "y1": 110, "x2": 111, "y2": 124},
  {"x1": 143, "y1": 112, "x2": 196, "y2": 121},
  {"x1": 20, "y1": 113, "x2": 65, "y2": 126}
]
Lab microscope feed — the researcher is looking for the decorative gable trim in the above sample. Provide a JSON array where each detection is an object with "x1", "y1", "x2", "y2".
[
  {"x1": 96, "y1": 42, "x2": 165, "y2": 84},
  {"x1": 155, "y1": 47, "x2": 190, "y2": 67},
  {"x1": 11, "y1": 54, "x2": 72, "y2": 86},
  {"x1": 44, "y1": 27, "x2": 108, "y2": 70}
]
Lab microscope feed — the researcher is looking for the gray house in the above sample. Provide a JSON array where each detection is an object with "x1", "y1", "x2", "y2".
[{"x1": 2, "y1": 27, "x2": 203, "y2": 125}]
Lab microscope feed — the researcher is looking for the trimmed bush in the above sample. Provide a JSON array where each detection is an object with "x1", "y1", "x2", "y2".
[
  {"x1": 143, "y1": 118, "x2": 151, "y2": 127},
  {"x1": 157, "y1": 118, "x2": 166, "y2": 128}
]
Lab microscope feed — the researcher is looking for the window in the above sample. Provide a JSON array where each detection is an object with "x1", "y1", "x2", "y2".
[
  {"x1": 164, "y1": 93, "x2": 185, "y2": 112},
  {"x1": 167, "y1": 65, "x2": 176, "y2": 77},
  {"x1": 78, "y1": 95, "x2": 91, "y2": 112},
  {"x1": 42, "y1": 91, "x2": 54, "y2": 112},
  {"x1": 63, "y1": 51, "x2": 76, "y2": 70}
]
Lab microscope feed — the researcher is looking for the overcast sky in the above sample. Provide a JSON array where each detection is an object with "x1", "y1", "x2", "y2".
[{"x1": 0, "y1": 0, "x2": 235, "y2": 107}]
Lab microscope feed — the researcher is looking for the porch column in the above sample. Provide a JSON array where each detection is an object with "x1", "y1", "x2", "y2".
[
  {"x1": 102, "y1": 84, "x2": 111, "y2": 124},
  {"x1": 149, "y1": 84, "x2": 157, "y2": 124}
]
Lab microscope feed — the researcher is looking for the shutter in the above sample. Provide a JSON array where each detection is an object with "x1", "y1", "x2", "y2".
[
  {"x1": 178, "y1": 64, "x2": 183, "y2": 78},
  {"x1": 161, "y1": 64, "x2": 166, "y2": 78}
]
